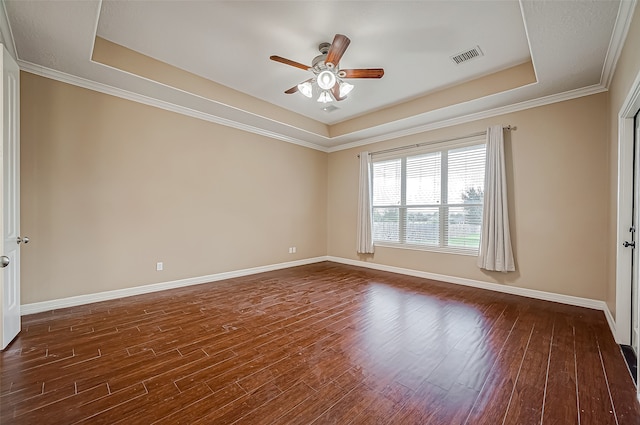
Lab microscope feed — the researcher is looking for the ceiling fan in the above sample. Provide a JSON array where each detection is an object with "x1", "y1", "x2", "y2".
[{"x1": 270, "y1": 34, "x2": 384, "y2": 103}]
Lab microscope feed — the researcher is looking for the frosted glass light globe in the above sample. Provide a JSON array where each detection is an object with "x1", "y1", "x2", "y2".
[{"x1": 317, "y1": 70, "x2": 337, "y2": 90}]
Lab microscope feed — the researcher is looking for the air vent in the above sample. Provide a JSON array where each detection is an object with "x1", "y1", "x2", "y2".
[
  {"x1": 451, "y1": 46, "x2": 484, "y2": 65},
  {"x1": 322, "y1": 105, "x2": 339, "y2": 113}
]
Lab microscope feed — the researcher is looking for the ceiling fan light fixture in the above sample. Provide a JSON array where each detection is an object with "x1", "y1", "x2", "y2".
[
  {"x1": 317, "y1": 70, "x2": 337, "y2": 90},
  {"x1": 271, "y1": 34, "x2": 384, "y2": 104},
  {"x1": 339, "y1": 81, "x2": 354, "y2": 98},
  {"x1": 317, "y1": 90, "x2": 334, "y2": 103},
  {"x1": 297, "y1": 81, "x2": 313, "y2": 98}
]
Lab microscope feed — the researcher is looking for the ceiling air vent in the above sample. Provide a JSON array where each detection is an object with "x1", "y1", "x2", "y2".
[
  {"x1": 451, "y1": 46, "x2": 484, "y2": 65},
  {"x1": 322, "y1": 105, "x2": 339, "y2": 113}
]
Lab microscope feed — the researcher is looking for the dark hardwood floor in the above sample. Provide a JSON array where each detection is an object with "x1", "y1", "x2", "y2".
[{"x1": 1, "y1": 262, "x2": 638, "y2": 424}]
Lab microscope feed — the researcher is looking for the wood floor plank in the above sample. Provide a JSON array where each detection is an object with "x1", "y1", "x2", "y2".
[
  {"x1": 502, "y1": 308, "x2": 554, "y2": 425},
  {"x1": 276, "y1": 381, "x2": 346, "y2": 424},
  {"x1": 231, "y1": 380, "x2": 313, "y2": 425},
  {"x1": 541, "y1": 312, "x2": 580, "y2": 425},
  {"x1": 388, "y1": 380, "x2": 448, "y2": 424},
  {"x1": 193, "y1": 380, "x2": 282, "y2": 425},
  {"x1": 310, "y1": 383, "x2": 378, "y2": 424},
  {"x1": 73, "y1": 382, "x2": 182, "y2": 425},
  {"x1": 592, "y1": 319, "x2": 640, "y2": 424},
  {"x1": 573, "y1": 313, "x2": 618, "y2": 425},
  {"x1": 460, "y1": 315, "x2": 536, "y2": 424},
  {"x1": 151, "y1": 382, "x2": 247, "y2": 425},
  {"x1": 1, "y1": 262, "x2": 637, "y2": 424},
  {"x1": 423, "y1": 382, "x2": 480, "y2": 425},
  {"x1": 347, "y1": 393, "x2": 406, "y2": 424},
  {"x1": 111, "y1": 382, "x2": 213, "y2": 425}
]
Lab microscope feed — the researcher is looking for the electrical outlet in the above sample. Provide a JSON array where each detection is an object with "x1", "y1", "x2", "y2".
[{"x1": 156, "y1": 262, "x2": 163, "y2": 271}]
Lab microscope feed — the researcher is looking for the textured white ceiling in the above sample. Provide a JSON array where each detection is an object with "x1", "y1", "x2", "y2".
[
  {"x1": 96, "y1": 1, "x2": 531, "y2": 124},
  {"x1": 1, "y1": 0, "x2": 629, "y2": 149}
]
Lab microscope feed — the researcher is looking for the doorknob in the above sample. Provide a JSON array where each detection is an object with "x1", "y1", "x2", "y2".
[
  {"x1": 17, "y1": 236, "x2": 29, "y2": 244},
  {"x1": 624, "y1": 240, "x2": 636, "y2": 248},
  {"x1": 0, "y1": 256, "x2": 9, "y2": 268}
]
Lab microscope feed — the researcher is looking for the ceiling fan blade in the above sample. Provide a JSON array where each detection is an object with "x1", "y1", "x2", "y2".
[
  {"x1": 284, "y1": 78, "x2": 313, "y2": 95},
  {"x1": 340, "y1": 68, "x2": 385, "y2": 79},
  {"x1": 284, "y1": 85, "x2": 299, "y2": 94},
  {"x1": 270, "y1": 55, "x2": 311, "y2": 71},
  {"x1": 325, "y1": 34, "x2": 350, "y2": 67},
  {"x1": 331, "y1": 85, "x2": 345, "y2": 101}
]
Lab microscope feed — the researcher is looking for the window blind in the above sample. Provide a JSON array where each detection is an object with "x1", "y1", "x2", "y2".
[{"x1": 372, "y1": 138, "x2": 486, "y2": 254}]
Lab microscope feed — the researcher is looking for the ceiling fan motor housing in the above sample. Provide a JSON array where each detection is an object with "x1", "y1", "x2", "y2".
[
  {"x1": 318, "y1": 42, "x2": 331, "y2": 54},
  {"x1": 312, "y1": 42, "x2": 332, "y2": 70}
]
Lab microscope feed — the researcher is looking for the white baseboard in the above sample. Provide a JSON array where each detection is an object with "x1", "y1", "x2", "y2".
[
  {"x1": 603, "y1": 305, "x2": 617, "y2": 342},
  {"x1": 21, "y1": 255, "x2": 618, "y2": 341},
  {"x1": 327, "y1": 256, "x2": 617, "y2": 337},
  {"x1": 20, "y1": 256, "x2": 328, "y2": 315}
]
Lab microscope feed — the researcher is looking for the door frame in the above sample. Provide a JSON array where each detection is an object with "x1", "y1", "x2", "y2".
[{"x1": 616, "y1": 69, "x2": 640, "y2": 346}]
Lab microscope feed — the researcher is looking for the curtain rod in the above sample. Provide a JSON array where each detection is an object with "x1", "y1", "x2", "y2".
[{"x1": 357, "y1": 125, "x2": 516, "y2": 158}]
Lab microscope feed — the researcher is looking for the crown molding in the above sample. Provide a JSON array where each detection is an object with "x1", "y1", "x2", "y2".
[
  {"x1": 601, "y1": 0, "x2": 637, "y2": 88},
  {"x1": 5, "y1": 1, "x2": 632, "y2": 154},
  {"x1": 19, "y1": 59, "x2": 608, "y2": 156},
  {"x1": 327, "y1": 84, "x2": 608, "y2": 153},
  {"x1": 18, "y1": 60, "x2": 330, "y2": 153}
]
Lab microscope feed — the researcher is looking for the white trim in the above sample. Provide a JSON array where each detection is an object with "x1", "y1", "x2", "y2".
[
  {"x1": 620, "y1": 68, "x2": 640, "y2": 118},
  {"x1": 18, "y1": 61, "x2": 330, "y2": 153},
  {"x1": 21, "y1": 255, "x2": 618, "y2": 339},
  {"x1": 604, "y1": 304, "x2": 617, "y2": 341},
  {"x1": 18, "y1": 59, "x2": 608, "y2": 156},
  {"x1": 616, "y1": 66, "x2": 640, "y2": 345},
  {"x1": 614, "y1": 67, "x2": 640, "y2": 401},
  {"x1": 517, "y1": 0, "x2": 539, "y2": 86},
  {"x1": 601, "y1": 0, "x2": 638, "y2": 88},
  {"x1": 88, "y1": 48, "x2": 336, "y2": 146},
  {"x1": 616, "y1": 115, "x2": 635, "y2": 345},
  {"x1": 88, "y1": 0, "x2": 102, "y2": 62},
  {"x1": 3, "y1": 0, "x2": 632, "y2": 156},
  {"x1": 88, "y1": 1, "x2": 335, "y2": 151},
  {"x1": 327, "y1": 256, "x2": 617, "y2": 337},
  {"x1": 20, "y1": 256, "x2": 327, "y2": 315},
  {"x1": 327, "y1": 84, "x2": 607, "y2": 153}
]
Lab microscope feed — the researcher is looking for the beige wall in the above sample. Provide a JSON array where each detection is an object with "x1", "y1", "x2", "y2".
[
  {"x1": 20, "y1": 72, "x2": 327, "y2": 304},
  {"x1": 21, "y1": 30, "x2": 626, "y2": 307},
  {"x1": 328, "y1": 93, "x2": 610, "y2": 300}
]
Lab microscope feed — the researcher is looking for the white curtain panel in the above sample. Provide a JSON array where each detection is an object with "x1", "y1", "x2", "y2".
[
  {"x1": 477, "y1": 125, "x2": 515, "y2": 272},
  {"x1": 357, "y1": 151, "x2": 375, "y2": 254}
]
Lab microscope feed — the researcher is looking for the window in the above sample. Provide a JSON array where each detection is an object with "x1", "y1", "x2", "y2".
[{"x1": 372, "y1": 139, "x2": 486, "y2": 254}]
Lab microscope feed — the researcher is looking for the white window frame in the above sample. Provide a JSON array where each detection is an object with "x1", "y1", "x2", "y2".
[{"x1": 371, "y1": 136, "x2": 486, "y2": 255}]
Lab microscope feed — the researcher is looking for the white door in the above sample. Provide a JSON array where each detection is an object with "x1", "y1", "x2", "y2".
[
  {"x1": 634, "y1": 113, "x2": 640, "y2": 357},
  {"x1": 0, "y1": 44, "x2": 20, "y2": 350}
]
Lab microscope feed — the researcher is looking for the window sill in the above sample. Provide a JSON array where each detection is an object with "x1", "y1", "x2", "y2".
[{"x1": 374, "y1": 241, "x2": 479, "y2": 257}]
